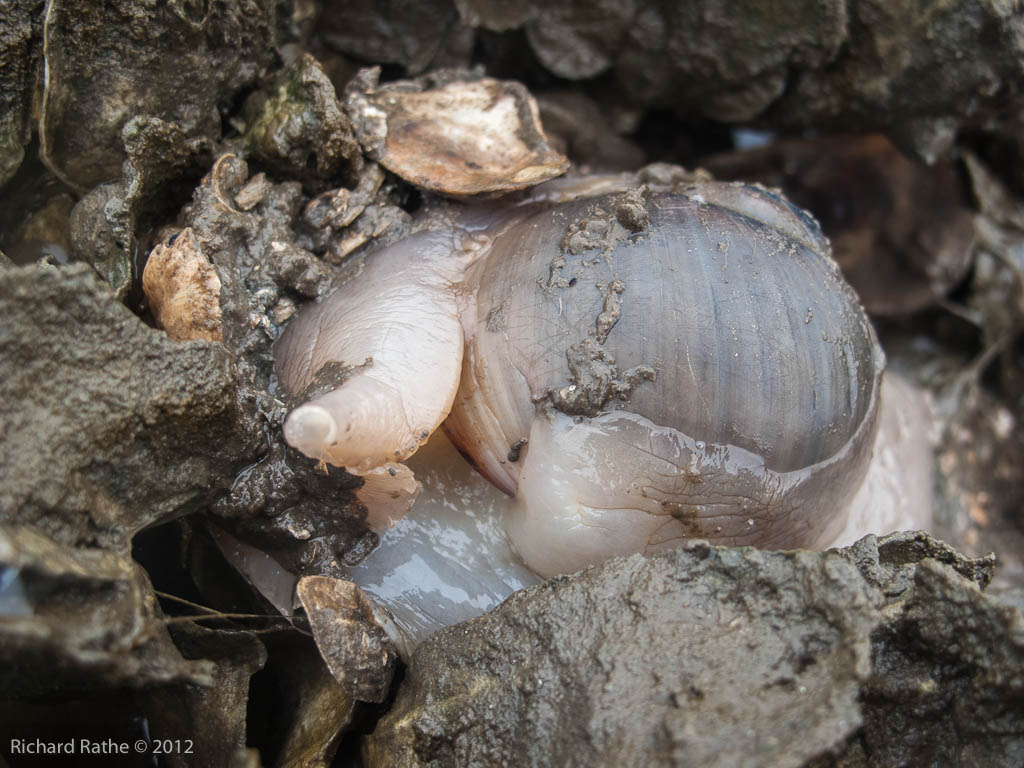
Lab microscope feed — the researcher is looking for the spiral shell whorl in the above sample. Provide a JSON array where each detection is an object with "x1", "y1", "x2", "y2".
[{"x1": 445, "y1": 184, "x2": 883, "y2": 503}]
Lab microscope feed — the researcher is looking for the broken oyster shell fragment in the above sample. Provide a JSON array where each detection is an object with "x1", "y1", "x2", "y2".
[
  {"x1": 142, "y1": 228, "x2": 223, "y2": 343},
  {"x1": 344, "y1": 70, "x2": 570, "y2": 196}
]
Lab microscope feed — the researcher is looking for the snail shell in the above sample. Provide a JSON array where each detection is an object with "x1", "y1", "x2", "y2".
[
  {"x1": 443, "y1": 183, "x2": 883, "y2": 575},
  {"x1": 275, "y1": 177, "x2": 896, "y2": 581}
]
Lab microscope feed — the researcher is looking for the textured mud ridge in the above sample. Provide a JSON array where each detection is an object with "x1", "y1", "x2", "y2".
[
  {"x1": 0, "y1": 263, "x2": 245, "y2": 548},
  {"x1": 367, "y1": 533, "x2": 1021, "y2": 768}
]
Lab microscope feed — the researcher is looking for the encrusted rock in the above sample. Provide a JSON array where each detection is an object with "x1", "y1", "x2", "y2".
[
  {"x1": 265, "y1": 633, "x2": 357, "y2": 768},
  {"x1": 834, "y1": 533, "x2": 1023, "y2": 765},
  {"x1": 458, "y1": 0, "x2": 846, "y2": 121},
  {"x1": 69, "y1": 116, "x2": 212, "y2": 298},
  {"x1": 0, "y1": 0, "x2": 41, "y2": 189},
  {"x1": 0, "y1": 523, "x2": 215, "y2": 688},
  {"x1": 244, "y1": 53, "x2": 361, "y2": 189},
  {"x1": 366, "y1": 542, "x2": 880, "y2": 767},
  {"x1": 0, "y1": 263, "x2": 247, "y2": 547},
  {"x1": 457, "y1": 0, "x2": 1024, "y2": 164},
  {"x1": 366, "y1": 532, "x2": 1021, "y2": 767},
  {"x1": 319, "y1": 0, "x2": 463, "y2": 75},
  {"x1": 38, "y1": 0, "x2": 274, "y2": 190}
]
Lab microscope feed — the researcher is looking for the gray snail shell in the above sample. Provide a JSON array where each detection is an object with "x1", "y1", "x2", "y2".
[
  {"x1": 445, "y1": 182, "x2": 883, "y2": 574},
  {"x1": 274, "y1": 176, "x2": 900, "y2": 594}
]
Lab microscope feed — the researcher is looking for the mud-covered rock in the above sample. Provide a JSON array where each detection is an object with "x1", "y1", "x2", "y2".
[
  {"x1": 38, "y1": 0, "x2": 275, "y2": 190},
  {"x1": 366, "y1": 533, "x2": 1021, "y2": 767},
  {"x1": 140, "y1": 623, "x2": 268, "y2": 768},
  {"x1": 210, "y1": 444, "x2": 372, "y2": 576},
  {"x1": 173, "y1": 155, "x2": 377, "y2": 569},
  {"x1": 366, "y1": 542, "x2": 881, "y2": 767},
  {"x1": 829, "y1": 533, "x2": 1023, "y2": 766},
  {"x1": 69, "y1": 116, "x2": 212, "y2": 298},
  {"x1": 0, "y1": 0, "x2": 41, "y2": 189},
  {"x1": 859, "y1": 556, "x2": 1024, "y2": 765},
  {"x1": 319, "y1": 0, "x2": 463, "y2": 75},
  {"x1": 0, "y1": 524, "x2": 215, "y2": 690},
  {"x1": 68, "y1": 182, "x2": 133, "y2": 298},
  {"x1": 244, "y1": 53, "x2": 361, "y2": 190},
  {"x1": 775, "y1": 0, "x2": 1024, "y2": 162},
  {"x1": 461, "y1": 0, "x2": 846, "y2": 122},
  {"x1": 295, "y1": 161, "x2": 415, "y2": 263},
  {"x1": 12, "y1": 192, "x2": 75, "y2": 258},
  {"x1": 174, "y1": 154, "x2": 309, "y2": 380},
  {"x1": 457, "y1": 0, "x2": 1024, "y2": 162},
  {"x1": 0, "y1": 190, "x2": 76, "y2": 269},
  {"x1": 838, "y1": 531, "x2": 994, "y2": 594},
  {"x1": 0, "y1": 263, "x2": 250, "y2": 548},
  {"x1": 261, "y1": 632, "x2": 358, "y2": 768},
  {"x1": 0, "y1": 522, "x2": 269, "y2": 765}
]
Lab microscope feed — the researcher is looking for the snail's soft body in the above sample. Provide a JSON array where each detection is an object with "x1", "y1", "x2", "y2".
[{"x1": 274, "y1": 174, "x2": 933, "y2": 649}]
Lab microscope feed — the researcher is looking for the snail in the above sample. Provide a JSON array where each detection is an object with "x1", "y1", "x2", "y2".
[{"x1": 273, "y1": 171, "x2": 933, "y2": 650}]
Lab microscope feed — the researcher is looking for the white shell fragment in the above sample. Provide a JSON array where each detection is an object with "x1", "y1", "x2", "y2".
[
  {"x1": 346, "y1": 72, "x2": 569, "y2": 196},
  {"x1": 142, "y1": 228, "x2": 223, "y2": 342}
]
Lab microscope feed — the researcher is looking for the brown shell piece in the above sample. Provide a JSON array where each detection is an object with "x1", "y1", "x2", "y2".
[
  {"x1": 351, "y1": 75, "x2": 569, "y2": 196},
  {"x1": 142, "y1": 228, "x2": 223, "y2": 343},
  {"x1": 296, "y1": 576, "x2": 398, "y2": 703}
]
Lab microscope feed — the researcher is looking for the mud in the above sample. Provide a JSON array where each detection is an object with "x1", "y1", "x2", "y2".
[
  {"x1": 0, "y1": 263, "x2": 246, "y2": 547},
  {"x1": 366, "y1": 532, "x2": 1020, "y2": 768},
  {"x1": 0, "y1": 0, "x2": 40, "y2": 188}
]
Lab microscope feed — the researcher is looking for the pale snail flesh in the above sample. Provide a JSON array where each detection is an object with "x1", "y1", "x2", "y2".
[{"x1": 273, "y1": 175, "x2": 933, "y2": 649}]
